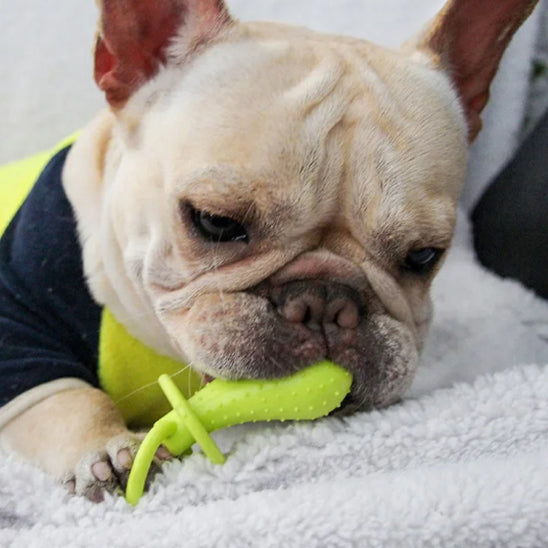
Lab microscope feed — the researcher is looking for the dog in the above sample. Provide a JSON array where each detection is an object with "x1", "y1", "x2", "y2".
[{"x1": 0, "y1": 0, "x2": 539, "y2": 501}]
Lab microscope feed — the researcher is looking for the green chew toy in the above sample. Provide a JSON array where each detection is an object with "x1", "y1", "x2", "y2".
[{"x1": 125, "y1": 361, "x2": 352, "y2": 505}]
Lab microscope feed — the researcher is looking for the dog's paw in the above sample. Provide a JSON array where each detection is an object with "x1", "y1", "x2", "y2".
[{"x1": 63, "y1": 433, "x2": 171, "y2": 502}]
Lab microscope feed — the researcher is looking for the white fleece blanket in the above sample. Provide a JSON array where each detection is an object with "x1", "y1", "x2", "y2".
[
  {"x1": 1, "y1": 212, "x2": 547, "y2": 547},
  {"x1": 1, "y1": 1, "x2": 548, "y2": 546}
]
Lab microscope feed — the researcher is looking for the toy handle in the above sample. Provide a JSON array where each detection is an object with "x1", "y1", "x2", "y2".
[
  {"x1": 125, "y1": 363, "x2": 352, "y2": 505},
  {"x1": 126, "y1": 375, "x2": 226, "y2": 506},
  {"x1": 125, "y1": 418, "x2": 176, "y2": 505},
  {"x1": 157, "y1": 375, "x2": 225, "y2": 463}
]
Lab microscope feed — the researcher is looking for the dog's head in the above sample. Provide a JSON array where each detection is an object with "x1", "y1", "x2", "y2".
[{"x1": 66, "y1": 0, "x2": 538, "y2": 410}]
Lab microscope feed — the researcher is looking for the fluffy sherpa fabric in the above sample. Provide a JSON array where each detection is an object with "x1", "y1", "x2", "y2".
[
  {"x1": 1, "y1": 211, "x2": 546, "y2": 548},
  {"x1": 1, "y1": 1, "x2": 547, "y2": 545}
]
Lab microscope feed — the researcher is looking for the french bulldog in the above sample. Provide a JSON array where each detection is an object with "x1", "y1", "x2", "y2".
[{"x1": 0, "y1": 0, "x2": 539, "y2": 501}]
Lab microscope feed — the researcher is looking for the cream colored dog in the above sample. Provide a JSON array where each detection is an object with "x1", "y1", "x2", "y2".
[{"x1": 0, "y1": 0, "x2": 539, "y2": 500}]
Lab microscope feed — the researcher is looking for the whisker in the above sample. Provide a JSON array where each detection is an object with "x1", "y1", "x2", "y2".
[
  {"x1": 240, "y1": 202, "x2": 254, "y2": 227},
  {"x1": 113, "y1": 362, "x2": 200, "y2": 406}
]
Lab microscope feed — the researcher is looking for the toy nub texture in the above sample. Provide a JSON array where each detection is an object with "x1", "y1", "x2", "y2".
[{"x1": 126, "y1": 361, "x2": 352, "y2": 505}]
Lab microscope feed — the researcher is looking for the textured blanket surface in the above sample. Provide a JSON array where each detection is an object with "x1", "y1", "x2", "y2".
[
  {"x1": 1, "y1": 1, "x2": 547, "y2": 545},
  {"x1": 1, "y1": 213, "x2": 547, "y2": 548}
]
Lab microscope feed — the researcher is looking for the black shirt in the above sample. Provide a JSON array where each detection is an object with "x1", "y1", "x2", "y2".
[{"x1": 0, "y1": 147, "x2": 101, "y2": 406}]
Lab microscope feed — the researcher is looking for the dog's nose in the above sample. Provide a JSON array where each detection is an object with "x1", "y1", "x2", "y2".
[{"x1": 271, "y1": 281, "x2": 365, "y2": 330}]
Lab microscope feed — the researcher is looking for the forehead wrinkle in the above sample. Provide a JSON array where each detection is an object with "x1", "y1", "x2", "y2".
[
  {"x1": 176, "y1": 165, "x2": 267, "y2": 203},
  {"x1": 339, "y1": 48, "x2": 466, "y2": 249},
  {"x1": 174, "y1": 165, "x2": 295, "y2": 229},
  {"x1": 276, "y1": 51, "x2": 357, "y2": 221},
  {"x1": 283, "y1": 49, "x2": 346, "y2": 111},
  {"x1": 323, "y1": 47, "x2": 414, "y2": 230}
]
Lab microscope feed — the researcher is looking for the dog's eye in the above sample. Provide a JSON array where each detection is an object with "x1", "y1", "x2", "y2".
[
  {"x1": 190, "y1": 207, "x2": 248, "y2": 243},
  {"x1": 403, "y1": 247, "x2": 443, "y2": 274}
]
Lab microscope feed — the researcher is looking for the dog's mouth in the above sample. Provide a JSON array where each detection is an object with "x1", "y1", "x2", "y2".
[{"x1": 181, "y1": 288, "x2": 418, "y2": 411}]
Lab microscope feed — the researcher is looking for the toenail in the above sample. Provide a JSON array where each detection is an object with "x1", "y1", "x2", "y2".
[
  {"x1": 156, "y1": 445, "x2": 172, "y2": 461},
  {"x1": 117, "y1": 448, "x2": 133, "y2": 469},
  {"x1": 87, "y1": 485, "x2": 105, "y2": 503},
  {"x1": 64, "y1": 479, "x2": 76, "y2": 495},
  {"x1": 92, "y1": 460, "x2": 112, "y2": 482}
]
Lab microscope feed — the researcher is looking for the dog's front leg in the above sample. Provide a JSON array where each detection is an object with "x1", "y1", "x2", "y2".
[{"x1": 0, "y1": 387, "x2": 158, "y2": 502}]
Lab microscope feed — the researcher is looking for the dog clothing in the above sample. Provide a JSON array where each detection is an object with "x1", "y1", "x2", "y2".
[{"x1": 0, "y1": 144, "x2": 201, "y2": 428}]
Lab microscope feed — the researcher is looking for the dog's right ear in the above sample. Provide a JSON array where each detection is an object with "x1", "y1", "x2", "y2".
[{"x1": 94, "y1": 0, "x2": 231, "y2": 108}]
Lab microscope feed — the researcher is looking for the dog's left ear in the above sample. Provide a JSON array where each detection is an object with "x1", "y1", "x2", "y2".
[
  {"x1": 94, "y1": 0, "x2": 231, "y2": 108},
  {"x1": 413, "y1": 0, "x2": 539, "y2": 141}
]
